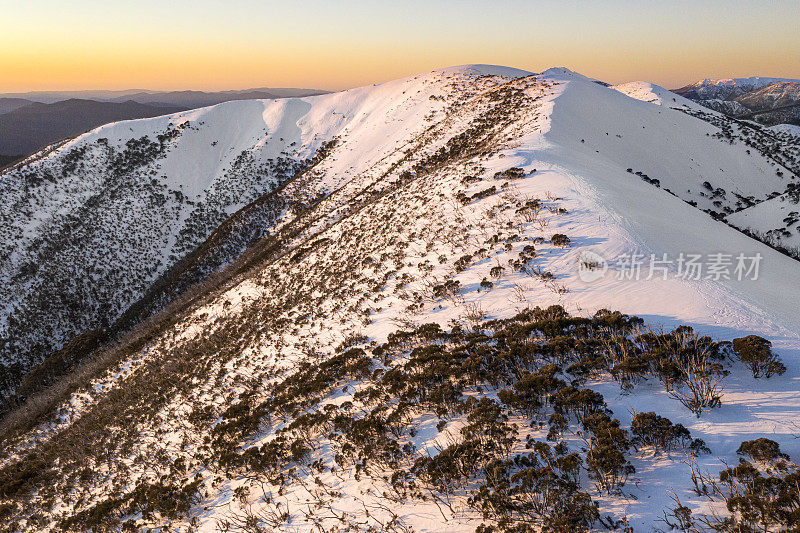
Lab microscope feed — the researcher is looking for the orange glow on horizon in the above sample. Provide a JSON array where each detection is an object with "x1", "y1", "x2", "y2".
[{"x1": 2, "y1": 1, "x2": 798, "y2": 93}]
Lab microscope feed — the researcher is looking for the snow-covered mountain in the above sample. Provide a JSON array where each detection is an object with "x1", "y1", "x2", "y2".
[
  {"x1": 735, "y1": 81, "x2": 800, "y2": 126},
  {"x1": 675, "y1": 76, "x2": 800, "y2": 127},
  {"x1": 2, "y1": 65, "x2": 800, "y2": 532},
  {"x1": 693, "y1": 97, "x2": 753, "y2": 117},
  {"x1": 0, "y1": 99, "x2": 326, "y2": 397},
  {"x1": 737, "y1": 81, "x2": 800, "y2": 110},
  {"x1": 674, "y1": 76, "x2": 800, "y2": 101}
]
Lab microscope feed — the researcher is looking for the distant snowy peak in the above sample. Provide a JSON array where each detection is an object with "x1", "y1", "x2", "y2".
[
  {"x1": 611, "y1": 81, "x2": 694, "y2": 108},
  {"x1": 737, "y1": 81, "x2": 800, "y2": 110},
  {"x1": 537, "y1": 66, "x2": 608, "y2": 85},
  {"x1": 673, "y1": 75, "x2": 800, "y2": 126},
  {"x1": 674, "y1": 76, "x2": 800, "y2": 100},
  {"x1": 696, "y1": 76, "x2": 800, "y2": 87}
]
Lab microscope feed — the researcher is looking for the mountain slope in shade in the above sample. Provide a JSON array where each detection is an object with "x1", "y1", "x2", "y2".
[
  {"x1": 0, "y1": 99, "x2": 187, "y2": 156},
  {"x1": 1, "y1": 66, "x2": 800, "y2": 532},
  {"x1": 0, "y1": 155, "x2": 23, "y2": 167},
  {"x1": 696, "y1": 97, "x2": 753, "y2": 117},
  {"x1": 0, "y1": 98, "x2": 33, "y2": 115}
]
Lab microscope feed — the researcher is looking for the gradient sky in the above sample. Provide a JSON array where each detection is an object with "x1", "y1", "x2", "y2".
[{"x1": 2, "y1": 0, "x2": 798, "y2": 92}]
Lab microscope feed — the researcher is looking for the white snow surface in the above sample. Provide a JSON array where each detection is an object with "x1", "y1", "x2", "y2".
[
  {"x1": 6, "y1": 64, "x2": 800, "y2": 532},
  {"x1": 769, "y1": 123, "x2": 800, "y2": 137},
  {"x1": 612, "y1": 81, "x2": 694, "y2": 108},
  {"x1": 192, "y1": 66, "x2": 800, "y2": 531}
]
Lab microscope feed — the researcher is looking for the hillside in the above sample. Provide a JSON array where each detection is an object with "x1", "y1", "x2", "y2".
[
  {"x1": 0, "y1": 99, "x2": 187, "y2": 157},
  {"x1": 1, "y1": 65, "x2": 800, "y2": 532},
  {"x1": 736, "y1": 81, "x2": 800, "y2": 110},
  {"x1": 735, "y1": 82, "x2": 800, "y2": 126},
  {"x1": 0, "y1": 89, "x2": 330, "y2": 164},
  {"x1": 0, "y1": 98, "x2": 32, "y2": 115}
]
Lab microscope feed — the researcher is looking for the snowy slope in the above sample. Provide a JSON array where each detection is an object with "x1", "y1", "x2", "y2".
[
  {"x1": 0, "y1": 66, "x2": 511, "y2": 398},
  {"x1": 0, "y1": 99, "x2": 320, "y2": 394},
  {"x1": 562, "y1": 77, "x2": 794, "y2": 216},
  {"x1": 3, "y1": 65, "x2": 800, "y2": 532},
  {"x1": 722, "y1": 125, "x2": 800, "y2": 253},
  {"x1": 543, "y1": 75, "x2": 800, "y2": 330},
  {"x1": 769, "y1": 123, "x2": 800, "y2": 137},
  {"x1": 612, "y1": 81, "x2": 689, "y2": 107},
  {"x1": 726, "y1": 193, "x2": 800, "y2": 251},
  {"x1": 769, "y1": 124, "x2": 800, "y2": 137}
]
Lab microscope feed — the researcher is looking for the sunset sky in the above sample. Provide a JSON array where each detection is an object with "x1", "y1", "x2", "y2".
[{"x1": 2, "y1": 0, "x2": 798, "y2": 92}]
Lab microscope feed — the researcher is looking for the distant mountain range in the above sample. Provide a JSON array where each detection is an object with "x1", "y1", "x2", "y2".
[
  {"x1": 674, "y1": 76, "x2": 800, "y2": 126},
  {"x1": 0, "y1": 87, "x2": 329, "y2": 165},
  {"x1": 0, "y1": 99, "x2": 187, "y2": 158},
  {"x1": 0, "y1": 97, "x2": 33, "y2": 114},
  {"x1": 101, "y1": 88, "x2": 329, "y2": 107},
  {"x1": 0, "y1": 87, "x2": 328, "y2": 105}
]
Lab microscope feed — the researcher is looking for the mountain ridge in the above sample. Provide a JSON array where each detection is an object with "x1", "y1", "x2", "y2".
[
  {"x1": 1, "y1": 64, "x2": 800, "y2": 532},
  {"x1": 0, "y1": 87, "x2": 330, "y2": 105}
]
